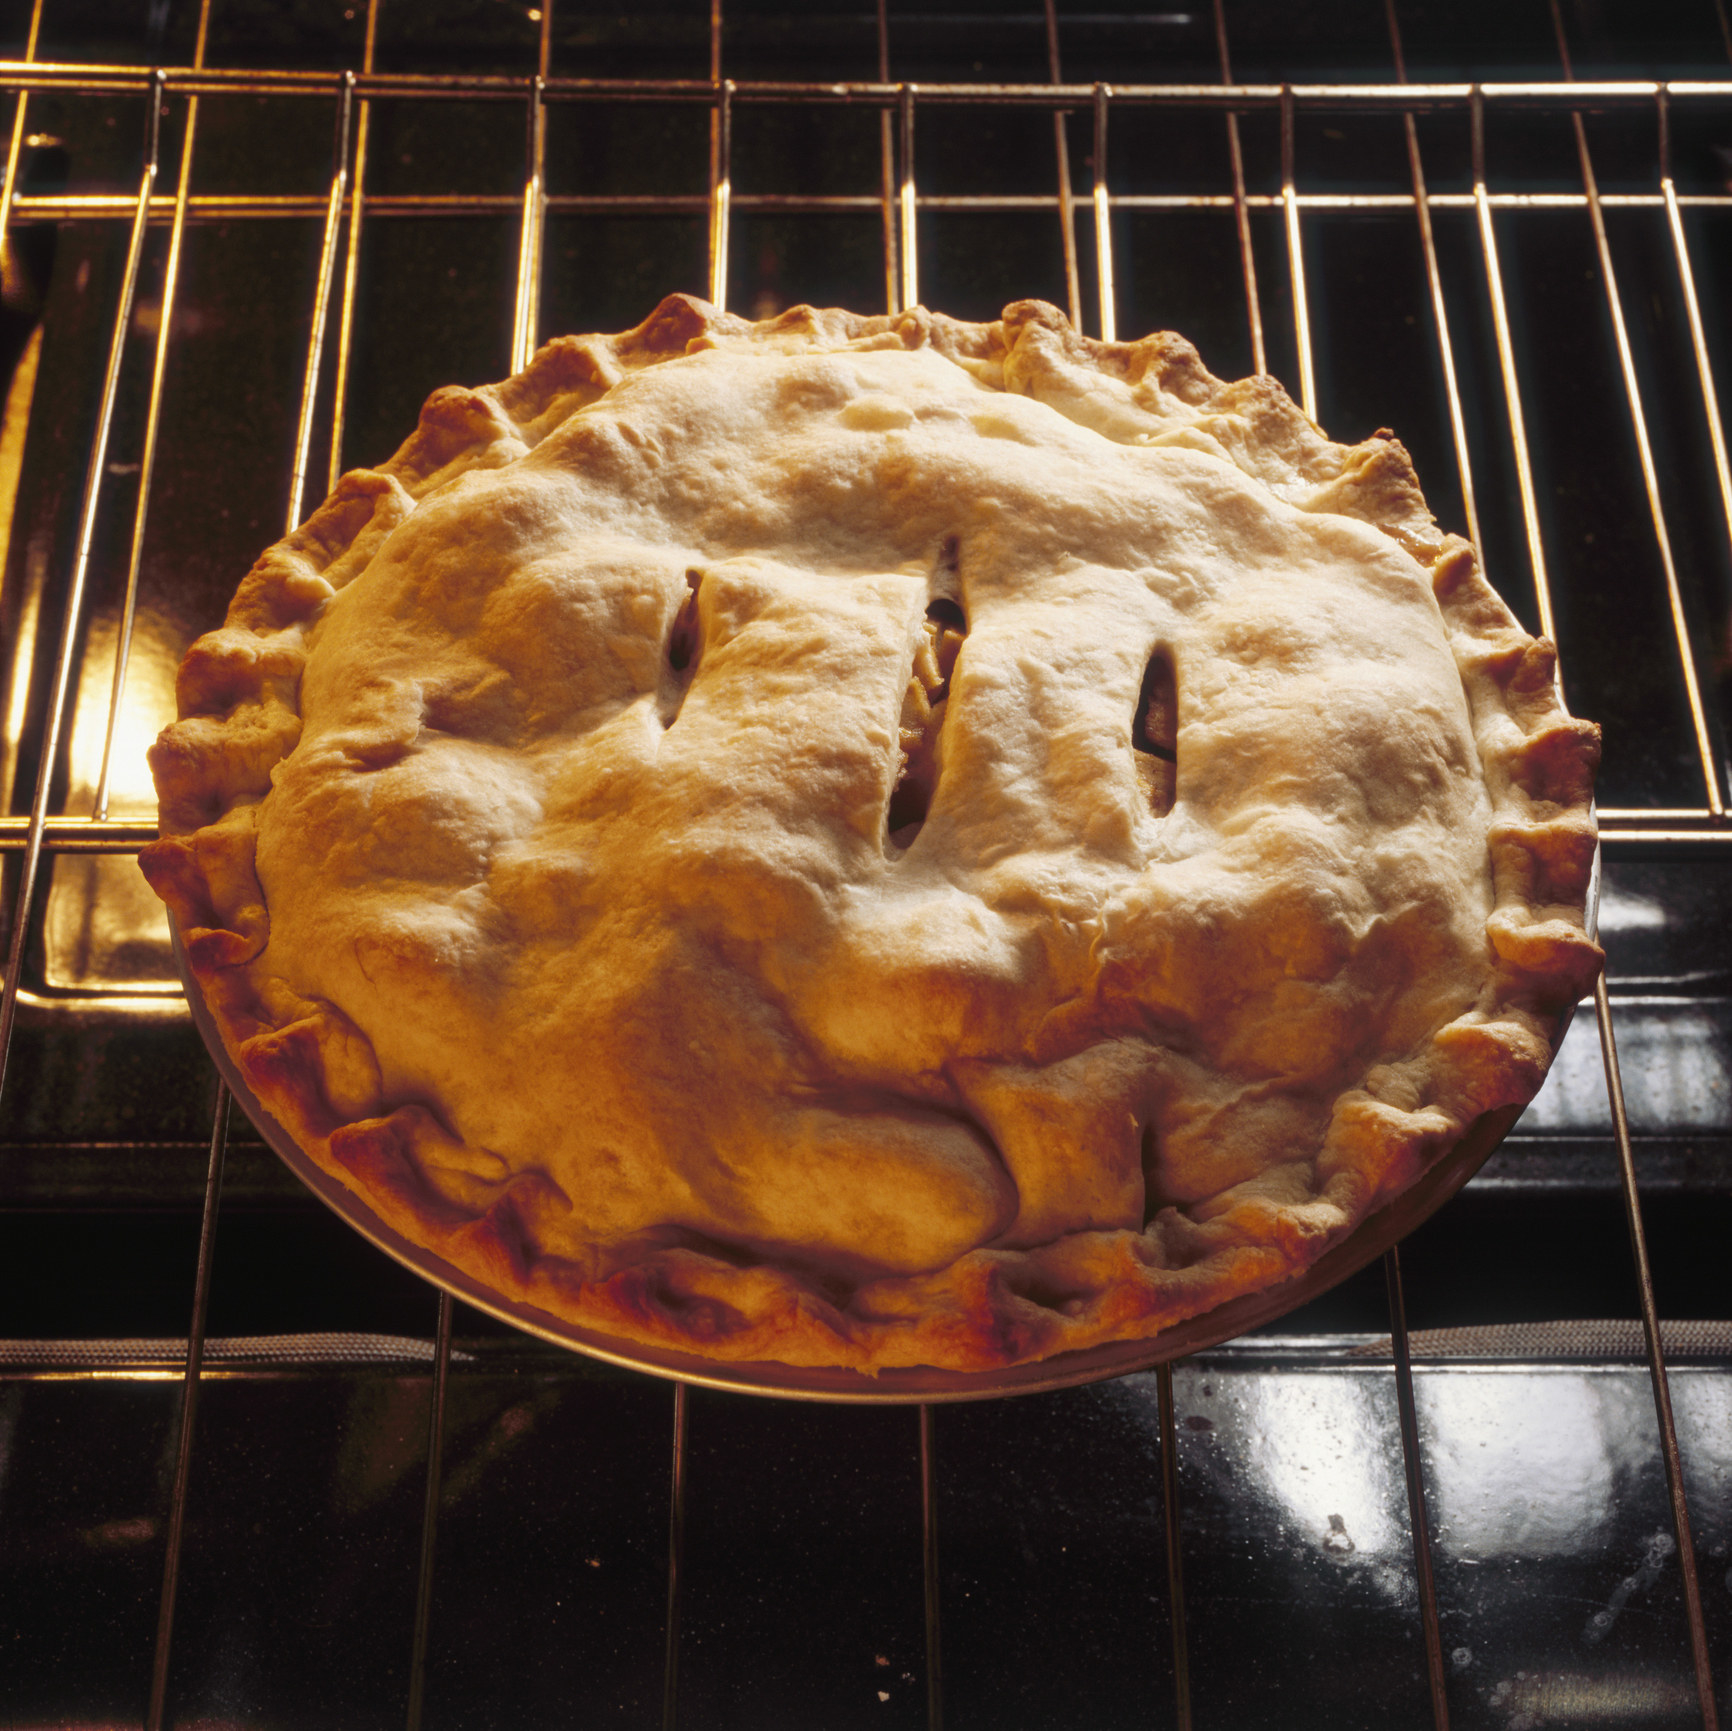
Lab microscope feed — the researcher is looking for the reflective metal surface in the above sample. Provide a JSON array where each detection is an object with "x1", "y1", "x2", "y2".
[{"x1": 1, "y1": 1336, "x2": 1727, "y2": 1729}]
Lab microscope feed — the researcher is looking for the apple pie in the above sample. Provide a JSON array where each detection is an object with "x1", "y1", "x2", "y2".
[{"x1": 142, "y1": 296, "x2": 1601, "y2": 1373}]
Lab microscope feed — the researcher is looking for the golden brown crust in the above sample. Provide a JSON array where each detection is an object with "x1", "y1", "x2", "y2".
[{"x1": 143, "y1": 296, "x2": 1601, "y2": 1373}]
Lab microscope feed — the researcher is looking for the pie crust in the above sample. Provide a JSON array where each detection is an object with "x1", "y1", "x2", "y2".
[{"x1": 143, "y1": 296, "x2": 1602, "y2": 1374}]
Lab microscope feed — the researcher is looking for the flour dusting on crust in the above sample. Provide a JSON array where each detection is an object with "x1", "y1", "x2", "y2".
[{"x1": 143, "y1": 296, "x2": 1601, "y2": 1373}]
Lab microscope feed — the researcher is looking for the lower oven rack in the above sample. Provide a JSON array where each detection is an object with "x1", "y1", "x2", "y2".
[{"x1": 0, "y1": 2, "x2": 1729, "y2": 1727}]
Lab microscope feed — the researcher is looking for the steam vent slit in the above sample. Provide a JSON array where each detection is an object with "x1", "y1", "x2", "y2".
[
  {"x1": 662, "y1": 570, "x2": 703, "y2": 727},
  {"x1": 1133, "y1": 647, "x2": 1177, "y2": 817},
  {"x1": 888, "y1": 596, "x2": 968, "y2": 843},
  {"x1": 1141, "y1": 1121, "x2": 1164, "y2": 1227},
  {"x1": 669, "y1": 570, "x2": 703, "y2": 672}
]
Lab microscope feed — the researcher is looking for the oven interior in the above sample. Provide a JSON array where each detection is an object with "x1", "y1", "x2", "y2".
[{"x1": 1, "y1": 2, "x2": 1729, "y2": 1727}]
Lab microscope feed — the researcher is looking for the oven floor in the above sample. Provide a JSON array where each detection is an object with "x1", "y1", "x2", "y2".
[{"x1": 1, "y1": 1336, "x2": 1725, "y2": 1731}]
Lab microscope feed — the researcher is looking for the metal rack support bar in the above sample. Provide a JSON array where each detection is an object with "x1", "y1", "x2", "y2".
[
  {"x1": 1092, "y1": 85, "x2": 1116, "y2": 343},
  {"x1": 708, "y1": 7, "x2": 721, "y2": 167},
  {"x1": 1294, "y1": 49, "x2": 1442, "y2": 1718},
  {"x1": 328, "y1": 0, "x2": 378, "y2": 493},
  {"x1": 1280, "y1": 84, "x2": 1316, "y2": 419},
  {"x1": 405, "y1": 1288, "x2": 455, "y2": 1731},
  {"x1": 17, "y1": 186, "x2": 1732, "y2": 225},
  {"x1": 285, "y1": 75, "x2": 354, "y2": 533},
  {"x1": 1659, "y1": 93, "x2": 1732, "y2": 664},
  {"x1": 1385, "y1": 0, "x2": 1482, "y2": 556},
  {"x1": 0, "y1": 72, "x2": 163, "y2": 1105},
  {"x1": 94, "y1": 0, "x2": 213, "y2": 819},
  {"x1": 899, "y1": 85, "x2": 919, "y2": 312},
  {"x1": 0, "y1": 817, "x2": 157, "y2": 851},
  {"x1": 4, "y1": 812, "x2": 1712, "y2": 856},
  {"x1": 707, "y1": 81, "x2": 733, "y2": 311},
  {"x1": 7, "y1": 65, "x2": 1732, "y2": 108},
  {"x1": 920, "y1": 1402, "x2": 943, "y2": 1731},
  {"x1": 1534, "y1": 15, "x2": 1722, "y2": 1649},
  {"x1": 145, "y1": 1080, "x2": 231, "y2": 1731},
  {"x1": 875, "y1": 0, "x2": 897, "y2": 313},
  {"x1": 0, "y1": 0, "x2": 44, "y2": 243},
  {"x1": 1042, "y1": 0, "x2": 1082, "y2": 332},
  {"x1": 2, "y1": 808, "x2": 1697, "y2": 853},
  {"x1": 528, "y1": 0, "x2": 554, "y2": 349},
  {"x1": 511, "y1": 74, "x2": 548, "y2": 370},
  {"x1": 1470, "y1": 87, "x2": 1556, "y2": 645},
  {"x1": 1383, "y1": 1246, "x2": 1450, "y2": 1731},
  {"x1": 1592, "y1": 976, "x2": 1720, "y2": 1729},
  {"x1": 662, "y1": 1381, "x2": 689, "y2": 1731},
  {"x1": 1154, "y1": 1362, "x2": 1193, "y2": 1731},
  {"x1": 1213, "y1": 0, "x2": 1265, "y2": 376},
  {"x1": 705, "y1": 0, "x2": 727, "y2": 311},
  {"x1": 65, "y1": 804, "x2": 1732, "y2": 857},
  {"x1": 1550, "y1": 9, "x2": 1723, "y2": 815}
]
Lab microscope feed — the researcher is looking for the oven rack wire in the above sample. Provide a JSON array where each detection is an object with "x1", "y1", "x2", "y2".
[{"x1": 0, "y1": 2, "x2": 1726, "y2": 1728}]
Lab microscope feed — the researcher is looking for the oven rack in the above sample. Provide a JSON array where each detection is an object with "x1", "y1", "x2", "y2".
[{"x1": 0, "y1": 2, "x2": 1726, "y2": 1728}]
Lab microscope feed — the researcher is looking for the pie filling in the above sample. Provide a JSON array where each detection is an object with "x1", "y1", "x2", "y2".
[
  {"x1": 1131, "y1": 647, "x2": 1178, "y2": 818},
  {"x1": 890, "y1": 593, "x2": 967, "y2": 843}
]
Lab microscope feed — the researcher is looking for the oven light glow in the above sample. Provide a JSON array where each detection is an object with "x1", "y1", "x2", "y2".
[
  {"x1": 1231, "y1": 1376, "x2": 1403, "y2": 1565},
  {"x1": 67, "y1": 612, "x2": 180, "y2": 816},
  {"x1": 1524, "y1": 1007, "x2": 1731, "y2": 1133},
  {"x1": 1419, "y1": 1373, "x2": 1624, "y2": 1558},
  {"x1": 38, "y1": 612, "x2": 185, "y2": 991},
  {"x1": 1671, "y1": 1373, "x2": 1732, "y2": 1530},
  {"x1": 0, "y1": 325, "x2": 44, "y2": 804},
  {"x1": 1594, "y1": 883, "x2": 1667, "y2": 933}
]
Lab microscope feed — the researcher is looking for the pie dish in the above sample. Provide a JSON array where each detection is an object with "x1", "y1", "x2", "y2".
[{"x1": 143, "y1": 296, "x2": 1602, "y2": 1381}]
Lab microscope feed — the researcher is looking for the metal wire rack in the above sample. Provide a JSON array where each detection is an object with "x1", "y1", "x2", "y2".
[{"x1": 0, "y1": 1, "x2": 1728, "y2": 1727}]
